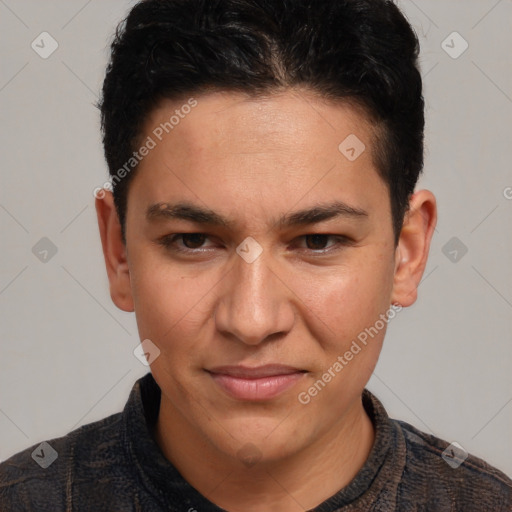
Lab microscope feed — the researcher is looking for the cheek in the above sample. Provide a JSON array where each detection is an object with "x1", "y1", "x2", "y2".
[
  {"x1": 298, "y1": 252, "x2": 394, "y2": 349},
  {"x1": 129, "y1": 250, "x2": 230, "y2": 358},
  {"x1": 129, "y1": 257, "x2": 203, "y2": 339},
  {"x1": 295, "y1": 259, "x2": 393, "y2": 414}
]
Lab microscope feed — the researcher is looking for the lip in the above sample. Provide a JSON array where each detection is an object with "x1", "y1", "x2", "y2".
[{"x1": 207, "y1": 365, "x2": 307, "y2": 401}]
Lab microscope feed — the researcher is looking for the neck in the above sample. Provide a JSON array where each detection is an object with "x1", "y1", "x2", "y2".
[{"x1": 154, "y1": 395, "x2": 375, "y2": 512}]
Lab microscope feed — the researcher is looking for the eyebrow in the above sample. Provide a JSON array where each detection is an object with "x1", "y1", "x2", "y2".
[{"x1": 146, "y1": 200, "x2": 369, "y2": 229}]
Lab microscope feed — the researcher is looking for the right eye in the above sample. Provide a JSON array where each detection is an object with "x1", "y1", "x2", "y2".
[{"x1": 157, "y1": 233, "x2": 217, "y2": 253}]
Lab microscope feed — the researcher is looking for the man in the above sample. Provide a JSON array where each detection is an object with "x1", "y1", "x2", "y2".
[{"x1": 1, "y1": 0, "x2": 511, "y2": 510}]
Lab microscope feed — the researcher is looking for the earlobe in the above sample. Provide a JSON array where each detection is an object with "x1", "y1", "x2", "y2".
[
  {"x1": 391, "y1": 189, "x2": 437, "y2": 308},
  {"x1": 95, "y1": 190, "x2": 135, "y2": 312}
]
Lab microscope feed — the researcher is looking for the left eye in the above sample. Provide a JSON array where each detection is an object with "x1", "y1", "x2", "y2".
[{"x1": 298, "y1": 234, "x2": 341, "y2": 251}]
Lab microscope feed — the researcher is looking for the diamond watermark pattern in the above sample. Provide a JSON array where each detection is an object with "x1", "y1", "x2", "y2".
[
  {"x1": 442, "y1": 442, "x2": 468, "y2": 469},
  {"x1": 32, "y1": 237, "x2": 58, "y2": 263},
  {"x1": 133, "y1": 339, "x2": 161, "y2": 366},
  {"x1": 442, "y1": 236, "x2": 468, "y2": 263},
  {"x1": 236, "y1": 443, "x2": 262, "y2": 468},
  {"x1": 236, "y1": 236, "x2": 263, "y2": 263},
  {"x1": 441, "y1": 31, "x2": 468, "y2": 59},
  {"x1": 338, "y1": 134, "x2": 366, "y2": 162},
  {"x1": 31, "y1": 441, "x2": 58, "y2": 469},
  {"x1": 31, "y1": 32, "x2": 59, "y2": 59}
]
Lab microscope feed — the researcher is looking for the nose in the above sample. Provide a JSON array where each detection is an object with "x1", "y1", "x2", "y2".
[{"x1": 214, "y1": 248, "x2": 295, "y2": 346}]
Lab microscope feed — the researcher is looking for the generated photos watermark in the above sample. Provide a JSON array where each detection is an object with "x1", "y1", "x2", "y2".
[
  {"x1": 298, "y1": 303, "x2": 402, "y2": 404},
  {"x1": 93, "y1": 98, "x2": 198, "y2": 199}
]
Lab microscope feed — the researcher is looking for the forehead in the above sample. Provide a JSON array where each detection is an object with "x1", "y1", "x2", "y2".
[
  {"x1": 129, "y1": 89, "x2": 390, "y2": 231},
  {"x1": 143, "y1": 89, "x2": 377, "y2": 162}
]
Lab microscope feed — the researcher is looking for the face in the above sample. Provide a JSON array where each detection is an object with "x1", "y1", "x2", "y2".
[{"x1": 97, "y1": 88, "x2": 435, "y2": 465}]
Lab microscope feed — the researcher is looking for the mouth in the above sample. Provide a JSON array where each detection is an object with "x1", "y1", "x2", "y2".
[{"x1": 206, "y1": 364, "x2": 307, "y2": 401}]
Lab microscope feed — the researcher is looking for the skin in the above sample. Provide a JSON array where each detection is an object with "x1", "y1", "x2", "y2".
[{"x1": 96, "y1": 88, "x2": 436, "y2": 512}]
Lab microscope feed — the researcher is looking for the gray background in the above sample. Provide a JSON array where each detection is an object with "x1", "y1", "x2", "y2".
[{"x1": 1, "y1": 0, "x2": 511, "y2": 476}]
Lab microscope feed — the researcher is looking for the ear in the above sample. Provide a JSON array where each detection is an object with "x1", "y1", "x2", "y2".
[
  {"x1": 391, "y1": 189, "x2": 437, "y2": 307},
  {"x1": 95, "y1": 190, "x2": 134, "y2": 312}
]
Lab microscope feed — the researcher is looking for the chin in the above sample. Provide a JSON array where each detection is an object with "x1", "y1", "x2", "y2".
[{"x1": 210, "y1": 415, "x2": 310, "y2": 461}]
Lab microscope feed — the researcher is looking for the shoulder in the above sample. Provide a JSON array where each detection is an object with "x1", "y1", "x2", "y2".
[
  {"x1": 393, "y1": 418, "x2": 512, "y2": 511},
  {"x1": 0, "y1": 411, "x2": 124, "y2": 510}
]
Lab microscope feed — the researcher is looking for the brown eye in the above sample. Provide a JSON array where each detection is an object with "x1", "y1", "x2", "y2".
[
  {"x1": 181, "y1": 233, "x2": 207, "y2": 248},
  {"x1": 305, "y1": 234, "x2": 330, "y2": 250}
]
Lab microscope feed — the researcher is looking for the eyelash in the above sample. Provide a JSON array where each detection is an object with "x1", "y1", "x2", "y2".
[{"x1": 157, "y1": 233, "x2": 354, "y2": 255}]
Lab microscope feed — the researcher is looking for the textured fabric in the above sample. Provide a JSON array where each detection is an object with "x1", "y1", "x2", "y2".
[{"x1": 1, "y1": 372, "x2": 511, "y2": 511}]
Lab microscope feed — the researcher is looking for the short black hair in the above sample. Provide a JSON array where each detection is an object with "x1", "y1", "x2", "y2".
[{"x1": 100, "y1": 0, "x2": 424, "y2": 246}]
